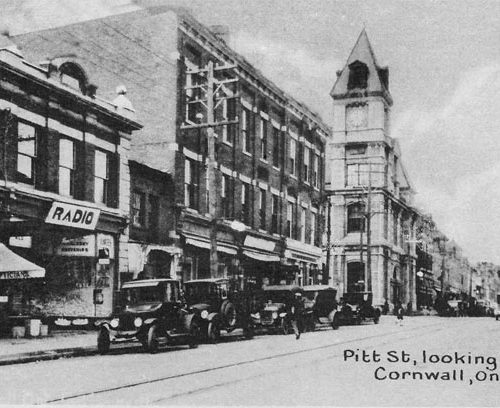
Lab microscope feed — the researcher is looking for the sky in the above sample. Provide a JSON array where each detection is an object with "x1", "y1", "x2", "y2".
[{"x1": 1, "y1": 0, "x2": 500, "y2": 264}]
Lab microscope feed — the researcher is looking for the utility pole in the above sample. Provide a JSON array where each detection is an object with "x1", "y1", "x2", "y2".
[
  {"x1": 366, "y1": 162, "x2": 372, "y2": 292},
  {"x1": 183, "y1": 60, "x2": 238, "y2": 278}
]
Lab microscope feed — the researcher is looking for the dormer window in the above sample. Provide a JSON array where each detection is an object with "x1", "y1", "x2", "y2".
[
  {"x1": 347, "y1": 61, "x2": 368, "y2": 90},
  {"x1": 59, "y1": 62, "x2": 87, "y2": 94}
]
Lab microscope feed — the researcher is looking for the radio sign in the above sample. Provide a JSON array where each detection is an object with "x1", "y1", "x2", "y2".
[{"x1": 46, "y1": 202, "x2": 100, "y2": 230}]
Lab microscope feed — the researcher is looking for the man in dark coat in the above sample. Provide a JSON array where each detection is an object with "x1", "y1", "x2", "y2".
[{"x1": 291, "y1": 292, "x2": 305, "y2": 339}]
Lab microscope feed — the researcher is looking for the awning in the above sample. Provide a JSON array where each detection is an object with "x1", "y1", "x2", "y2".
[
  {"x1": 185, "y1": 237, "x2": 237, "y2": 255},
  {"x1": 0, "y1": 244, "x2": 45, "y2": 279},
  {"x1": 243, "y1": 249, "x2": 280, "y2": 263}
]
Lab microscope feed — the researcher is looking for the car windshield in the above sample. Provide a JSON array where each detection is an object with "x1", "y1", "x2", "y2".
[
  {"x1": 184, "y1": 283, "x2": 219, "y2": 304},
  {"x1": 263, "y1": 290, "x2": 294, "y2": 304},
  {"x1": 122, "y1": 286, "x2": 162, "y2": 306}
]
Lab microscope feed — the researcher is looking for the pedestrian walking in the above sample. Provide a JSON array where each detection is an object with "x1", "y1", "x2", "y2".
[
  {"x1": 395, "y1": 302, "x2": 404, "y2": 326},
  {"x1": 291, "y1": 292, "x2": 304, "y2": 340}
]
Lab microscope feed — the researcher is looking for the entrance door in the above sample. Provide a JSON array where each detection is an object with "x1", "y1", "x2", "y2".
[{"x1": 347, "y1": 262, "x2": 364, "y2": 292}]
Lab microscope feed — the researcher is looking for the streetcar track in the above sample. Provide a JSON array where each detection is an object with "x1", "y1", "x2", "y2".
[
  {"x1": 153, "y1": 323, "x2": 452, "y2": 404},
  {"x1": 42, "y1": 321, "x2": 445, "y2": 404}
]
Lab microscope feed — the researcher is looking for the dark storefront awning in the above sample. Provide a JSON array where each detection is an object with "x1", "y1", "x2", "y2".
[
  {"x1": 243, "y1": 249, "x2": 280, "y2": 263},
  {"x1": 0, "y1": 244, "x2": 45, "y2": 280}
]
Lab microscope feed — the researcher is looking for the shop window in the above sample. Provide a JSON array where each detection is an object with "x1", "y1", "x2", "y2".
[
  {"x1": 17, "y1": 122, "x2": 37, "y2": 185},
  {"x1": 347, "y1": 202, "x2": 365, "y2": 233},
  {"x1": 131, "y1": 191, "x2": 146, "y2": 227},
  {"x1": 58, "y1": 138, "x2": 75, "y2": 196},
  {"x1": 94, "y1": 150, "x2": 109, "y2": 204}
]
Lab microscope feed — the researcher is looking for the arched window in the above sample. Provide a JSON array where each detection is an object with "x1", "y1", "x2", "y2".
[
  {"x1": 347, "y1": 202, "x2": 365, "y2": 233},
  {"x1": 347, "y1": 60, "x2": 369, "y2": 90},
  {"x1": 59, "y1": 62, "x2": 88, "y2": 94}
]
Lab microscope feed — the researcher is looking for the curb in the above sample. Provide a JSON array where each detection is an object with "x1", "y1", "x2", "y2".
[{"x1": 0, "y1": 346, "x2": 98, "y2": 367}]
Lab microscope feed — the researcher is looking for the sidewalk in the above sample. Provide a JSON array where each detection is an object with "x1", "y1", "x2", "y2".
[{"x1": 0, "y1": 330, "x2": 99, "y2": 366}]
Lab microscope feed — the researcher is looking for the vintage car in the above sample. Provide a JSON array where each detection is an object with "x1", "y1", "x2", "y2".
[
  {"x1": 253, "y1": 285, "x2": 309, "y2": 334},
  {"x1": 96, "y1": 279, "x2": 200, "y2": 354},
  {"x1": 302, "y1": 285, "x2": 339, "y2": 330},
  {"x1": 333, "y1": 291, "x2": 381, "y2": 326},
  {"x1": 183, "y1": 278, "x2": 255, "y2": 342}
]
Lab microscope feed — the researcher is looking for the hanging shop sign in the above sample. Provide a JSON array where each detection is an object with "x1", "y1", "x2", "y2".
[
  {"x1": 9, "y1": 236, "x2": 32, "y2": 248},
  {"x1": 97, "y1": 234, "x2": 115, "y2": 260},
  {"x1": 57, "y1": 235, "x2": 96, "y2": 257},
  {"x1": 45, "y1": 202, "x2": 100, "y2": 230}
]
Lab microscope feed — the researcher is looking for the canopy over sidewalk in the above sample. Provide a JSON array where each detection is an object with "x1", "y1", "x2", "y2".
[{"x1": 0, "y1": 244, "x2": 45, "y2": 279}]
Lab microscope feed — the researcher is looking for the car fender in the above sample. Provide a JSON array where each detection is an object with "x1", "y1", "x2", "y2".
[
  {"x1": 328, "y1": 310, "x2": 337, "y2": 323},
  {"x1": 144, "y1": 318, "x2": 158, "y2": 326},
  {"x1": 207, "y1": 312, "x2": 220, "y2": 322},
  {"x1": 95, "y1": 320, "x2": 111, "y2": 330}
]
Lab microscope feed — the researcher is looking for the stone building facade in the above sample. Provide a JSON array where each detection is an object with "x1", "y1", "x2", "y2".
[{"x1": 325, "y1": 30, "x2": 418, "y2": 310}]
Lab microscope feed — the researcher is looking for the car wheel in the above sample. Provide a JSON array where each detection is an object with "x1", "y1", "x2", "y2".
[
  {"x1": 189, "y1": 321, "x2": 200, "y2": 349},
  {"x1": 147, "y1": 325, "x2": 159, "y2": 354},
  {"x1": 222, "y1": 301, "x2": 237, "y2": 329},
  {"x1": 331, "y1": 315, "x2": 339, "y2": 330},
  {"x1": 208, "y1": 321, "x2": 221, "y2": 343},
  {"x1": 97, "y1": 328, "x2": 110, "y2": 355}
]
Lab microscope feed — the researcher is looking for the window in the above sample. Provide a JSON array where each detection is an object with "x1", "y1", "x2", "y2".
[
  {"x1": 221, "y1": 98, "x2": 237, "y2": 145},
  {"x1": 347, "y1": 163, "x2": 369, "y2": 186},
  {"x1": 347, "y1": 203, "x2": 365, "y2": 233},
  {"x1": 272, "y1": 126, "x2": 280, "y2": 168},
  {"x1": 260, "y1": 118, "x2": 267, "y2": 160},
  {"x1": 131, "y1": 191, "x2": 146, "y2": 227},
  {"x1": 59, "y1": 62, "x2": 87, "y2": 94},
  {"x1": 184, "y1": 159, "x2": 197, "y2": 209},
  {"x1": 271, "y1": 194, "x2": 279, "y2": 234},
  {"x1": 242, "y1": 108, "x2": 251, "y2": 154},
  {"x1": 300, "y1": 207, "x2": 306, "y2": 242},
  {"x1": 59, "y1": 138, "x2": 75, "y2": 196},
  {"x1": 184, "y1": 48, "x2": 204, "y2": 124},
  {"x1": 310, "y1": 212, "x2": 317, "y2": 246},
  {"x1": 303, "y1": 146, "x2": 310, "y2": 183},
  {"x1": 347, "y1": 61, "x2": 368, "y2": 90},
  {"x1": 286, "y1": 202, "x2": 294, "y2": 238},
  {"x1": 17, "y1": 122, "x2": 37, "y2": 184},
  {"x1": 289, "y1": 138, "x2": 296, "y2": 176},
  {"x1": 221, "y1": 174, "x2": 232, "y2": 218},
  {"x1": 259, "y1": 188, "x2": 266, "y2": 230},
  {"x1": 149, "y1": 194, "x2": 159, "y2": 239},
  {"x1": 94, "y1": 150, "x2": 109, "y2": 204},
  {"x1": 241, "y1": 182, "x2": 250, "y2": 224},
  {"x1": 346, "y1": 144, "x2": 367, "y2": 156},
  {"x1": 313, "y1": 153, "x2": 319, "y2": 188}
]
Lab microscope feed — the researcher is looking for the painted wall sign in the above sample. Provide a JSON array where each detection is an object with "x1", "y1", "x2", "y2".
[
  {"x1": 0, "y1": 270, "x2": 45, "y2": 279},
  {"x1": 8, "y1": 236, "x2": 32, "y2": 248},
  {"x1": 45, "y1": 202, "x2": 100, "y2": 230}
]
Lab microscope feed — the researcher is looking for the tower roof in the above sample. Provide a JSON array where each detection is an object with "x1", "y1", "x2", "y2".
[{"x1": 331, "y1": 29, "x2": 392, "y2": 105}]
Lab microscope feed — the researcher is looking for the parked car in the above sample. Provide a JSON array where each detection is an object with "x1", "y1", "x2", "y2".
[
  {"x1": 253, "y1": 285, "x2": 308, "y2": 334},
  {"x1": 183, "y1": 278, "x2": 255, "y2": 342},
  {"x1": 333, "y1": 291, "x2": 381, "y2": 326},
  {"x1": 493, "y1": 304, "x2": 500, "y2": 321},
  {"x1": 96, "y1": 279, "x2": 200, "y2": 354},
  {"x1": 302, "y1": 285, "x2": 339, "y2": 330}
]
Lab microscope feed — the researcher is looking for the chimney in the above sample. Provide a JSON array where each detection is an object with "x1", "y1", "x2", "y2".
[{"x1": 210, "y1": 25, "x2": 230, "y2": 44}]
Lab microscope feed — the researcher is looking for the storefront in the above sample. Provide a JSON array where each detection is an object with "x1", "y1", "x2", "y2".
[
  {"x1": 128, "y1": 242, "x2": 182, "y2": 281},
  {"x1": 284, "y1": 238, "x2": 323, "y2": 286}
]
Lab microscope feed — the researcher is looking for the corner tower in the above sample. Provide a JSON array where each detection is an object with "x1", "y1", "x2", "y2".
[{"x1": 325, "y1": 30, "x2": 417, "y2": 311}]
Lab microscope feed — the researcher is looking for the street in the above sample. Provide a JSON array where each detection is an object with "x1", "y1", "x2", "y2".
[{"x1": 0, "y1": 316, "x2": 498, "y2": 406}]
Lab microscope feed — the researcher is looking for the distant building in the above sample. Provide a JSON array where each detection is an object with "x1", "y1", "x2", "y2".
[
  {"x1": 13, "y1": 7, "x2": 330, "y2": 288},
  {"x1": 0, "y1": 42, "x2": 141, "y2": 321},
  {"x1": 325, "y1": 30, "x2": 418, "y2": 309}
]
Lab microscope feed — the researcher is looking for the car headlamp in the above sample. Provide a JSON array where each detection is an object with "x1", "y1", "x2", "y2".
[
  {"x1": 272, "y1": 312, "x2": 278, "y2": 319},
  {"x1": 110, "y1": 318, "x2": 119, "y2": 329},
  {"x1": 133, "y1": 317, "x2": 143, "y2": 328},
  {"x1": 279, "y1": 312, "x2": 287, "y2": 318},
  {"x1": 201, "y1": 310, "x2": 209, "y2": 319}
]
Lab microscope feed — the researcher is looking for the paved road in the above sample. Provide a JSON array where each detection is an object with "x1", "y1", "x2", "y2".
[{"x1": 0, "y1": 316, "x2": 498, "y2": 406}]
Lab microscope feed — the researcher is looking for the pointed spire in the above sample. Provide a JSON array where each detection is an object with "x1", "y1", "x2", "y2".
[{"x1": 331, "y1": 29, "x2": 392, "y2": 105}]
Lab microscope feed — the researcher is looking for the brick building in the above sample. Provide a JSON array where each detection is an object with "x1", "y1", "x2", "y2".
[
  {"x1": 325, "y1": 30, "x2": 419, "y2": 310},
  {"x1": 13, "y1": 7, "x2": 330, "y2": 288},
  {"x1": 0, "y1": 41, "x2": 141, "y2": 323}
]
